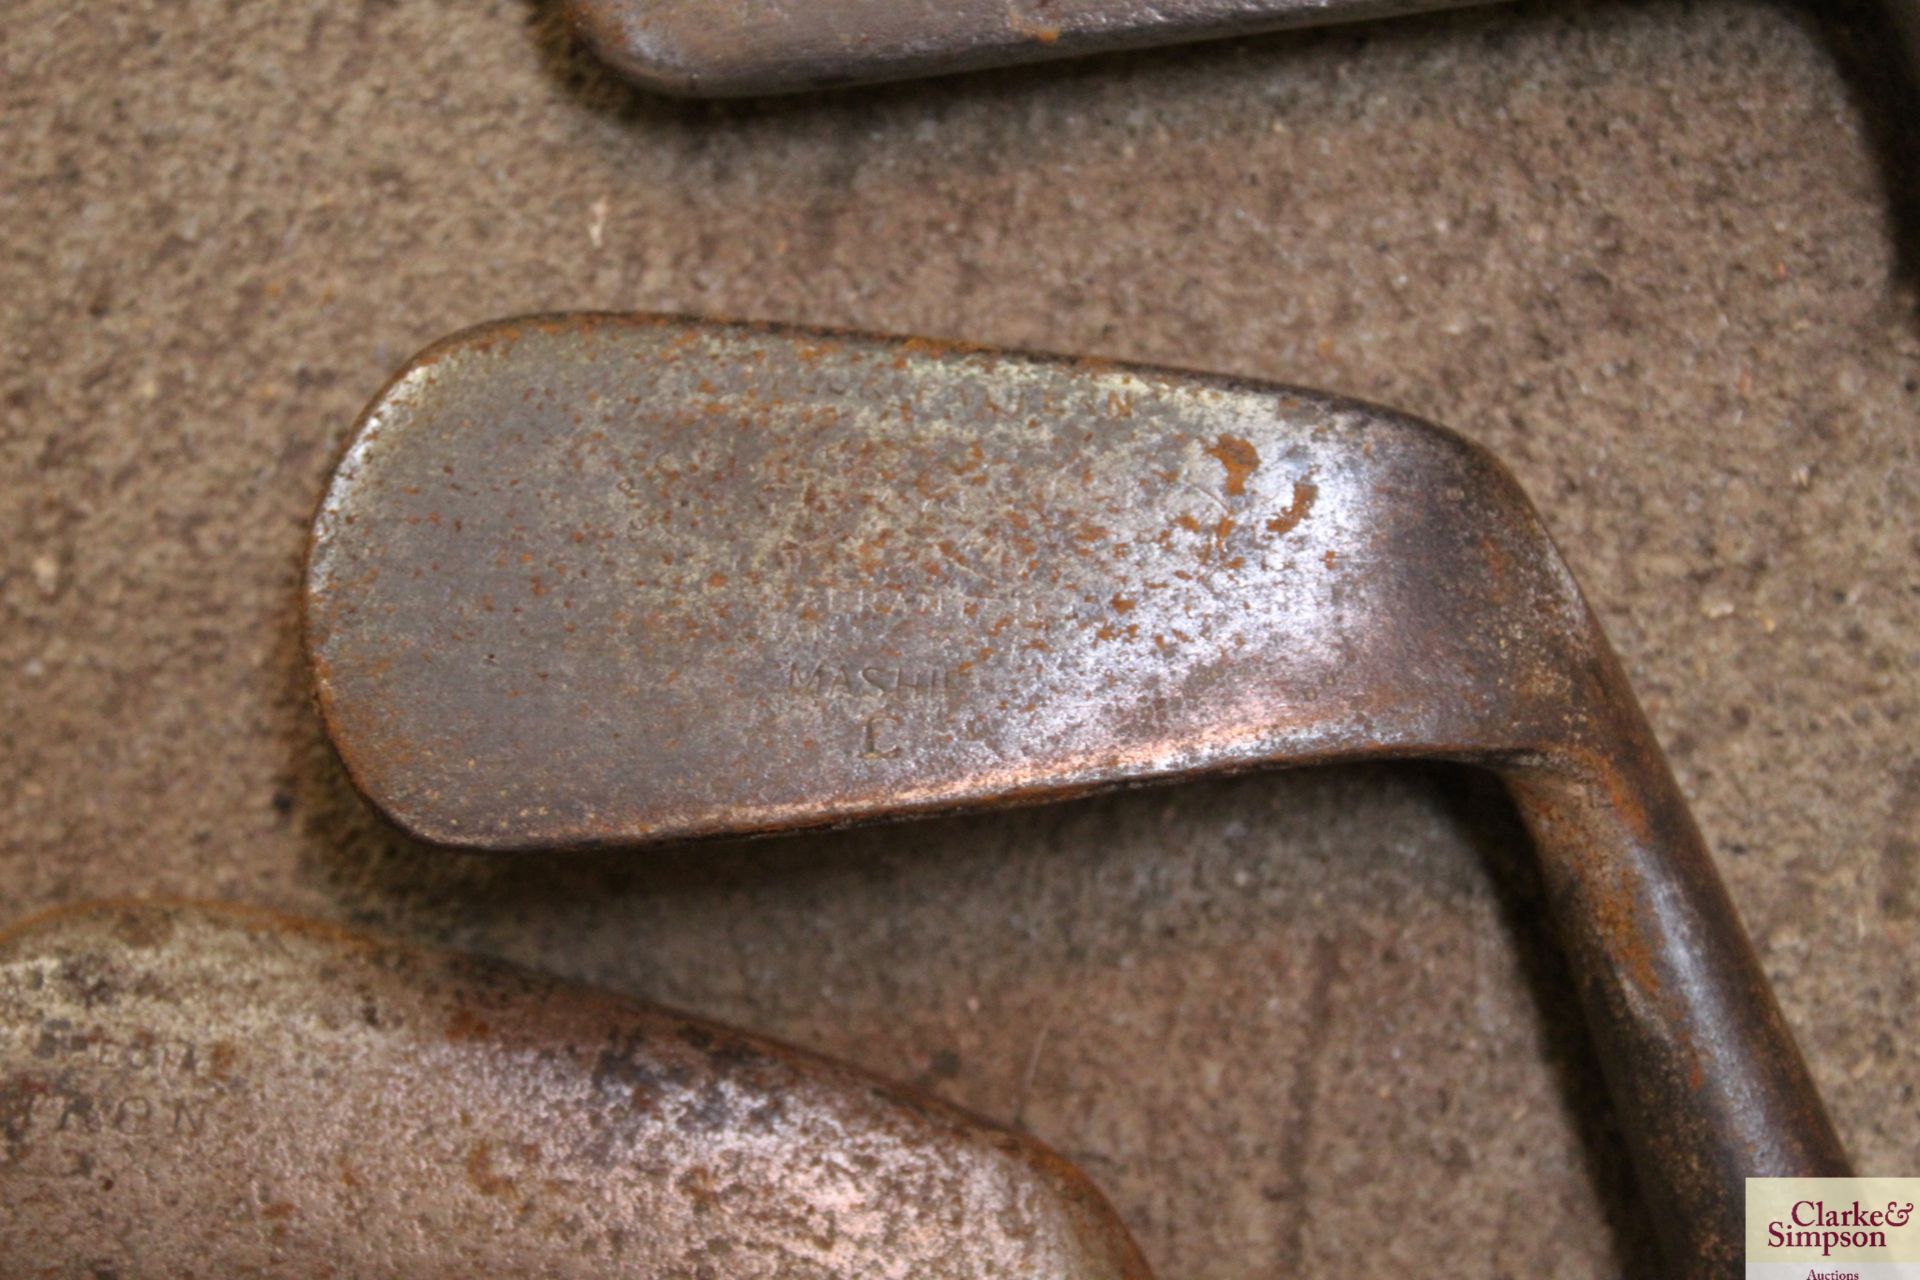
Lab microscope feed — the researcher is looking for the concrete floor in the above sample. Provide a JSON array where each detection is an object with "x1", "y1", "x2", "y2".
[{"x1": 2, "y1": 0, "x2": 1915, "y2": 1273}]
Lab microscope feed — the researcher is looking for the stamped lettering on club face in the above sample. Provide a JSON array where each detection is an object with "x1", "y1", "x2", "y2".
[
  {"x1": 1747, "y1": 1179, "x2": 1920, "y2": 1279},
  {"x1": 711, "y1": 425, "x2": 1330, "y2": 765},
  {"x1": 2, "y1": 1019, "x2": 232, "y2": 1166}
]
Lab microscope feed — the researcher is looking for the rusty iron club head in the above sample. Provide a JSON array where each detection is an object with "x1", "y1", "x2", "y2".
[
  {"x1": 304, "y1": 314, "x2": 1850, "y2": 1274},
  {"x1": 557, "y1": 0, "x2": 1920, "y2": 98},
  {"x1": 0, "y1": 900, "x2": 1148, "y2": 1279},
  {"x1": 561, "y1": 0, "x2": 1509, "y2": 96}
]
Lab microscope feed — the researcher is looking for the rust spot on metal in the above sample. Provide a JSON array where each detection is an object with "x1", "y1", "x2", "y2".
[
  {"x1": 1587, "y1": 869, "x2": 1663, "y2": 1003},
  {"x1": 1265, "y1": 479, "x2": 1317, "y2": 537},
  {"x1": 1203, "y1": 434, "x2": 1259, "y2": 497},
  {"x1": 446, "y1": 1009, "x2": 493, "y2": 1043},
  {"x1": 466, "y1": 1141, "x2": 516, "y2": 1197},
  {"x1": 1011, "y1": 14, "x2": 1064, "y2": 45}
]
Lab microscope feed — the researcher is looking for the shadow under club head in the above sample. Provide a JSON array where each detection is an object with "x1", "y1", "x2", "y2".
[
  {"x1": 0, "y1": 900, "x2": 1148, "y2": 1279},
  {"x1": 305, "y1": 313, "x2": 1849, "y2": 1275}
]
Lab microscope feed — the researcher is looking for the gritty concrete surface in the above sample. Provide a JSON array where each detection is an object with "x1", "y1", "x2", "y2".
[{"x1": 2, "y1": 0, "x2": 1915, "y2": 1273}]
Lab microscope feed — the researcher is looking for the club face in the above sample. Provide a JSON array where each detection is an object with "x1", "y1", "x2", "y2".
[
  {"x1": 306, "y1": 314, "x2": 1600, "y2": 853},
  {"x1": 562, "y1": 0, "x2": 1505, "y2": 96},
  {"x1": 0, "y1": 901, "x2": 1147, "y2": 1279}
]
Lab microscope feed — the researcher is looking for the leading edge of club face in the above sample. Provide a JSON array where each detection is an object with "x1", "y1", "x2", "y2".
[
  {"x1": 304, "y1": 312, "x2": 1611, "y2": 857},
  {"x1": 561, "y1": 0, "x2": 1506, "y2": 96},
  {"x1": 0, "y1": 900, "x2": 1149, "y2": 1279}
]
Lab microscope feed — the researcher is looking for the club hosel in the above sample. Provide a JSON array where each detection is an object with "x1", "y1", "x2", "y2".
[{"x1": 1499, "y1": 718, "x2": 1850, "y2": 1276}]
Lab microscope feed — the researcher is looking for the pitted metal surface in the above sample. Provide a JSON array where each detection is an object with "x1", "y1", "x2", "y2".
[
  {"x1": 562, "y1": 0, "x2": 1507, "y2": 95},
  {"x1": 308, "y1": 314, "x2": 1593, "y2": 853},
  {"x1": 0, "y1": 901, "x2": 1148, "y2": 1279},
  {"x1": 305, "y1": 314, "x2": 1850, "y2": 1276}
]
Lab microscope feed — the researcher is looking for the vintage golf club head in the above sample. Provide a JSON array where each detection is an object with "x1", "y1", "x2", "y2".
[
  {"x1": 0, "y1": 900, "x2": 1147, "y2": 1278},
  {"x1": 561, "y1": 0, "x2": 1507, "y2": 96},
  {"x1": 559, "y1": 0, "x2": 1920, "y2": 97},
  {"x1": 306, "y1": 314, "x2": 1849, "y2": 1273}
]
